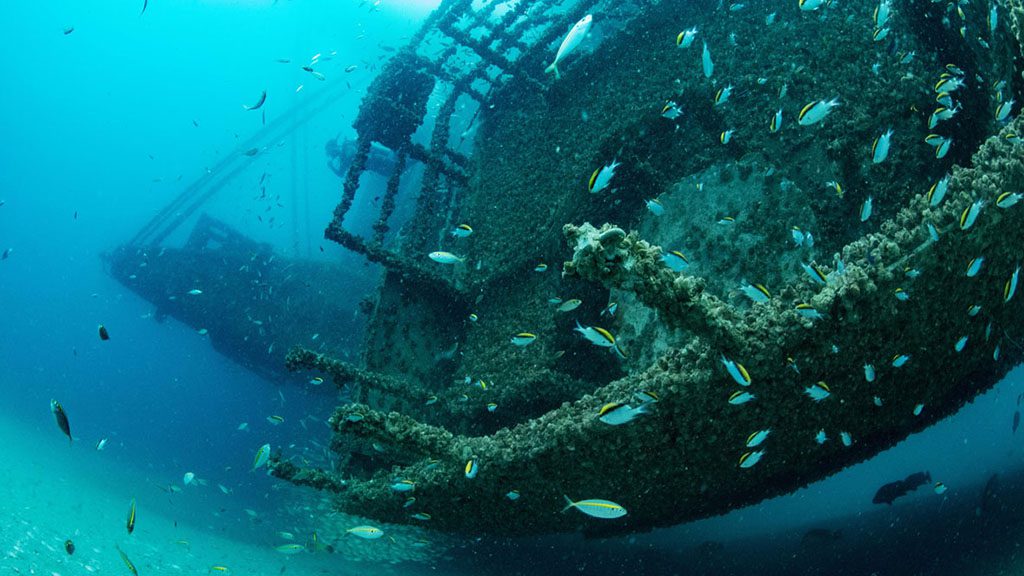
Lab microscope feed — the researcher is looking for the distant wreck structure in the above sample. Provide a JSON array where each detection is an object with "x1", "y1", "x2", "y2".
[
  {"x1": 129, "y1": 0, "x2": 1024, "y2": 536},
  {"x1": 105, "y1": 78, "x2": 372, "y2": 384}
]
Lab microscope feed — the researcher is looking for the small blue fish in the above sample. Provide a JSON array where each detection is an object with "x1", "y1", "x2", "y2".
[
  {"x1": 745, "y1": 429, "x2": 771, "y2": 448},
  {"x1": 928, "y1": 175, "x2": 950, "y2": 206},
  {"x1": 253, "y1": 443, "x2": 271, "y2": 470},
  {"x1": 864, "y1": 364, "x2": 876, "y2": 382},
  {"x1": 798, "y1": 98, "x2": 840, "y2": 125},
  {"x1": 958, "y1": 200, "x2": 983, "y2": 229},
  {"x1": 720, "y1": 355, "x2": 751, "y2": 386},
  {"x1": 860, "y1": 196, "x2": 873, "y2": 222},
  {"x1": 871, "y1": 128, "x2": 893, "y2": 163},
  {"x1": 450, "y1": 224, "x2": 473, "y2": 238},
  {"x1": 966, "y1": 257, "x2": 984, "y2": 277},
  {"x1": 891, "y1": 354, "x2": 910, "y2": 367},
  {"x1": 662, "y1": 251, "x2": 690, "y2": 272},
  {"x1": 598, "y1": 402, "x2": 651, "y2": 425},
  {"x1": 738, "y1": 450, "x2": 765, "y2": 468},
  {"x1": 770, "y1": 109, "x2": 783, "y2": 133},
  {"x1": 996, "y1": 192, "x2": 1022, "y2": 209},
  {"x1": 729, "y1": 391, "x2": 755, "y2": 405},
  {"x1": 739, "y1": 282, "x2": 771, "y2": 303},
  {"x1": 1005, "y1": 266, "x2": 1020, "y2": 302},
  {"x1": 675, "y1": 27, "x2": 698, "y2": 48},
  {"x1": 390, "y1": 480, "x2": 415, "y2": 492},
  {"x1": 801, "y1": 262, "x2": 828, "y2": 285},
  {"x1": 588, "y1": 160, "x2": 620, "y2": 194},
  {"x1": 954, "y1": 336, "x2": 968, "y2": 352},
  {"x1": 795, "y1": 303, "x2": 823, "y2": 320},
  {"x1": 804, "y1": 382, "x2": 831, "y2": 402},
  {"x1": 511, "y1": 333, "x2": 537, "y2": 346},
  {"x1": 791, "y1": 226, "x2": 805, "y2": 246},
  {"x1": 645, "y1": 198, "x2": 665, "y2": 216}
]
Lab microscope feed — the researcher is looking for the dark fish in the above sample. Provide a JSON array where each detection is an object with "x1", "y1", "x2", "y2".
[
  {"x1": 116, "y1": 545, "x2": 139, "y2": 576},
  {"x1": 127, "y1": 498, "x2": 137, "y2": 534},
  {"x1": 903, "y1": 471, "x2": 931, "y2": 487},
  {"x1": 65, "y1": 539, "x2": 75, "y2": 555},
  {"x1": 192, "y1": 119, "x2": 200, "y2": 127},
  {"x1": 99, "y1": 324, "x2": 110, "y2": 340},
  {"x1": 1, "y1": 248, "x2": 10, "y2": 260},
  {"x1": 801, "y1": 528, "x2": 842, "y2": 546},
  {"x1": 50, "y1": 400, "x2": 72, "y2": 444},
  {"x1": 244, "y1": 148, "x2": 259, "y2": 157},
  {"x1": 1014, "y1": 410, "x2": 1020, "y2": 434},
  {"x1": 262, "y1": 108, "x2": 266, "y2": 126},
  {"x1": 979, "y1": 473, "x2": 1001, "y2": 516},
  {"x1": 140, "y1": 0, "x2": 148, "y2": 16},
  {"x1": 873, "y1": 471, "x2": 931, "y2": 505},
  {"x1": 73, "y1": 211, "x2": 78, "y2": 220},
  {"x1": 243, "y1": 90, "x2": 267, "y2": 111},
  {"x1": 63, "y1": 26, "x2": 74, "y2": 35}
]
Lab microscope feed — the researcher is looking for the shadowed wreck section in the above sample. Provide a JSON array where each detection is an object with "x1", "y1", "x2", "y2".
[
  {"x1": 272, "y1": 114, "x2": 1024, "y2": 534},
  {"x1": 262, "y1": 0, "x2": 1024, "y2": 537}
]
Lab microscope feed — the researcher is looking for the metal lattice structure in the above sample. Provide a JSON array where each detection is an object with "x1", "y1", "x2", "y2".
[{"x1": 324, "y1": 0, "x2": 620, "y2": 294}]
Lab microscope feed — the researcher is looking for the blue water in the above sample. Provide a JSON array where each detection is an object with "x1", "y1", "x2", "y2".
[{"x1": 3, "y1": 1, "x2": 1024, "y2": 574}]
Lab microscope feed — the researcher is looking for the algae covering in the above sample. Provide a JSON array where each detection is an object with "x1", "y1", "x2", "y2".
[{"x1": 270, "y1": 0, "x2": 1024, "y2": 536}]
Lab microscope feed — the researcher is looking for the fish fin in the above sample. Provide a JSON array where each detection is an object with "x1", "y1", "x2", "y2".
[
  {"x1": 561, "y1": 495, "x2": 575, "y2": 513},
  {"x1": 545, "y1": 62, "x2": 560, "y2": 79}
]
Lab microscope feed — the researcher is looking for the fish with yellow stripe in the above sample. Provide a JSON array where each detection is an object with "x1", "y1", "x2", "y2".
[
  {"x1": 597, "y1": 402, "x2": 652, "y2": 425},
  {"x1": 116, "y1": 545, "x2": 139, "y2": 576},
  {"x1": 588, "y1": 159, "x2": 620, "y2": 194},
  {"x1": 574, "y1": 321, "x2": 616, "y2": 348},
  {"x1": 126, "y1": 498, "x2": 137, "y2": 535},
  {"x1": 562, "y1": 495, "x2": 627, "y2": 519},
  {"x1": 798, "y1": 98, "x2": 840, "y2": 126}
]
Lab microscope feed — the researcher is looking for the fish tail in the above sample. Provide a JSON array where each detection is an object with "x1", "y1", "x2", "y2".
[
  {"x1": 561, "y1": 495, "x2": 575, "y2": 513},
  {"x1": 545, "y1": 62, "x2": 560, "y2": 79}
]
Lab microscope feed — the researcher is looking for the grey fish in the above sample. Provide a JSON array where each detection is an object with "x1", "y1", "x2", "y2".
[
  {"x1": 1013, "y1": 410, "x2": 1020, "y2": 434},
  {"x1": 244, "y1": 90, "x2": 267, "y2": 111},
  {"x1": 51, "y1": 399, "x2": 72, "y2": 444},
  {"x1": 140, "y1": 0, "x2": 148, "y2": 16}
]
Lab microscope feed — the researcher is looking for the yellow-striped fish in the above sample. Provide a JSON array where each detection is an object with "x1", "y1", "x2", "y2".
[
  {"x1": 562, "y1": 495, "x2": 627, "y2": 518},
  {"x1": 116, "y1": 545, "x2": 139, "y2": 576},
  {"x1": 126, "y1": 498, "x2": 137, "y2": 535}
]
